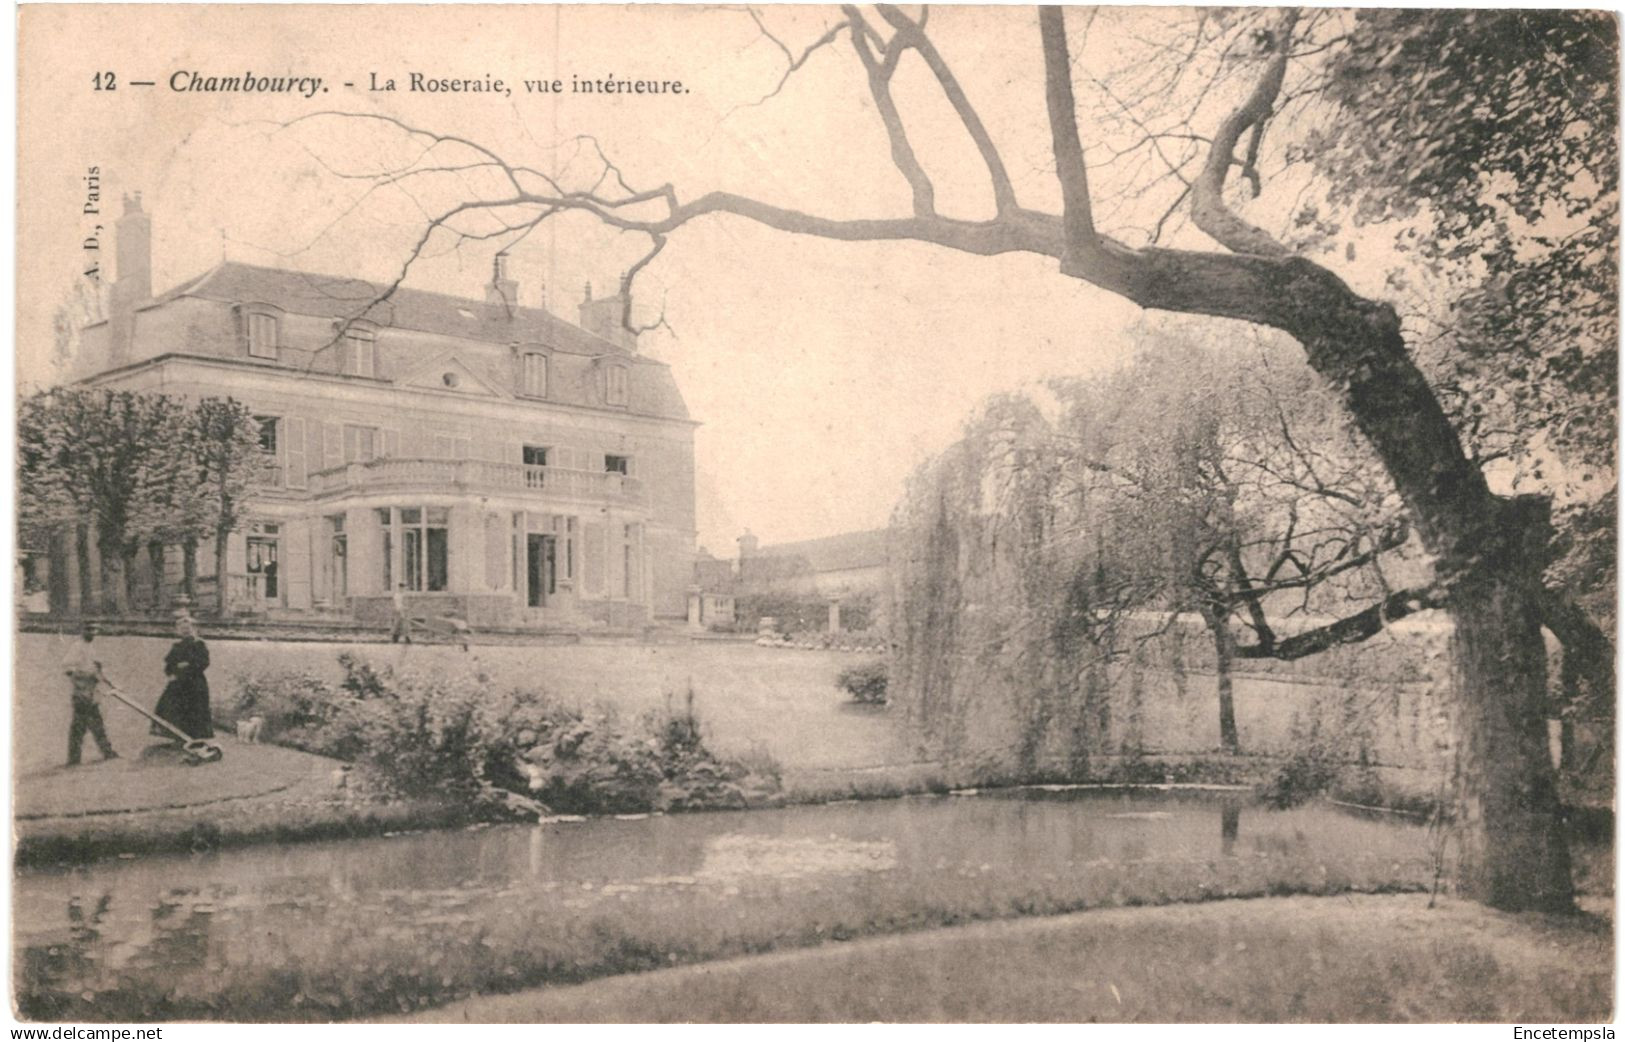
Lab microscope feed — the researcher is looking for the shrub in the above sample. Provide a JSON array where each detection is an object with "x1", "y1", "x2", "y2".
[
  {"x1": 516, "y1": 688, "x2": 764, "y2": 815},
  {"x1": 838, "y1": 660, "x2": 889, "y2": 705},
  {"x1": 225, "y1": 657, "x2": 779, "y2": 816},
  {"x1": 220, "y1": 669, "x2": 365, "y2": 760},
  {"x1": 1258, "y1": 749, "x2": 1342, "y2": 809}
]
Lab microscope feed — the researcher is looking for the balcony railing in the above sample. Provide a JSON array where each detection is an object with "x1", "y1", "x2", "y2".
[{"x1": 310, "y1": 457, "x2": 645, "y2": 505}]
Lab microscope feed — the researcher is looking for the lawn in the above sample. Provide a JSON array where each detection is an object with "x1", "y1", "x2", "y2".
[
  {"x1": 397, "y1": 894, "x2": 1613, "y2": 1023},
  {"x1": 13, "y1": 633, "x2": 909, "y2": 776}
]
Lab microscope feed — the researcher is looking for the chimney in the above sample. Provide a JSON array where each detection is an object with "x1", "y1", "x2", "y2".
[
  {"x1": 115, "y1": 193, "x2": 152, "y2": 302},
  {"x1": 578, "y1": 278, "x2": 638, "y2": 352},
  {"x1": 485, "y1": 251, "x2": 519, "y2": 317},
  {"x1": 109, "y1": 192, "x2": 152, "y2": 364},
  {"x1": 737, "y1": 530, "x2": 759, "y2": 560}
]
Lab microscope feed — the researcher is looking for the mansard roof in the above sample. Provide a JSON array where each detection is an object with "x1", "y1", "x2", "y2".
[
  {"x1": 112, "y1": 261, "x2": 692, "y2": 422},
  {"x1": 157, "y1": 261, "x2": 635, "y2": 359}
]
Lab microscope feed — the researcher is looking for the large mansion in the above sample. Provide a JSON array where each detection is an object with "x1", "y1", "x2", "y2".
[{"x1": 65, "y1": 195, "x2": 699, "y2": 631}]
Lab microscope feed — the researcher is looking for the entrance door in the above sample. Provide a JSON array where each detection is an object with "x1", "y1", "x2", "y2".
[
  {"x1": 526, "y1": 534, "x2": 556, "y2": 608},
  {"x1": 246, "y1": 537, "x2": 279, "y2": 606}
]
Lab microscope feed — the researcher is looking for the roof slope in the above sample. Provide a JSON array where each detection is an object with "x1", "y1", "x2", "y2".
[
  {"x1": 756, "y1": 529, "x2": 890, "y2": 573},
  {"x1": 163, "y1": 262, "x2": 633, "y2": 358},
  {"x1": 127, "y1": 262, "x2": 692, "y2": 421}
]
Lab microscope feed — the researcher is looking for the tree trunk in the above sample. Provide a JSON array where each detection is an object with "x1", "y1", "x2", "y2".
[
  {"x1": 1201, "y1": 605, "x2": 1241, "y2": 754},
  {"x1": 1215, "y1": 635, "x2": 1239, "y2": 755},
  {"x1": 182, "y1": 538, "x2": 198, "y2": 601},
  {"x1": 1559, "y1": 719, "x2": 1576, "y2": 772},
  {"x1": 121, "y1": 545, "x2": 140, "y2": 614},
  {"x1": 47, "y1": 526, "x2": 72, "y2": 615},
  {"x1": 98, "y1": 536, "x2": 128, "y2": 614},
  {"x1": 74, "y1": 523, "x2": 94, "y2": 615},
  {"x1": 1446, "y1": 501, "x2": 1574, "y2": 913},
  {"x1": 214, "y1": 525, "x2": 231, "y2": 617},
  {"x1": 148, "y1": 540, "x2": 166, "y2": 611}
]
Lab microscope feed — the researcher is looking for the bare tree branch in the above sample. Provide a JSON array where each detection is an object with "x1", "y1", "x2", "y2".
[
  {"x1": 737, "y1": 8, "x2": 851, "y2": 110},
  {"x1": 875, "y1": 4, "x2": 1019, "y2": 214},
  {"x1": 1189, "y1": 8, "x2": 1298, "y2": 257},
  {"x1": 844, "y1": 5, "x2": 936, "y2": 216},
  {"x1": 1236, "y1": 585, "x2": 1445, "y2": 661},
  {"x1": 1040, "y1": 7, "x2": 1100, "y2": 256}
]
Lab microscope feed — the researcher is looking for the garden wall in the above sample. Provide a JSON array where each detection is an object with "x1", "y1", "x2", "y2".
[{"x1": 886, "y1": 428, "x2": 1610, "y2": 804}]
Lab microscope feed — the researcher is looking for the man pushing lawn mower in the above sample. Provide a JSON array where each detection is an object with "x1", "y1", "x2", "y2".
[{"x1": 62, "y1": 622, "x2": 118, "y2": 767}]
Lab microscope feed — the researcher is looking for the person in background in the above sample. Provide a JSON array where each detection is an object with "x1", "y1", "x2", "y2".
[
  {"x1": 62, "y1": 622, "x2": 118, "y2": 766},
  {"x1": 153, "y1": 614, "x2": 213, "y2": 741},
  {"x1": 390, "y1": 582, "x2": 413, "y2": 644}
]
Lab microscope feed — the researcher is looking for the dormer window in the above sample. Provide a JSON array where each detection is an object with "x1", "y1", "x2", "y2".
[
  {"x1": 521, "y1": 352, "x2": 548, "y2": 398},
  {"x1": 603, "y1": 362, "x2": 629, "y2": 407},
  {"x1": 339, "y1": 323, "x2": 377, "y2": 377},
  {"x1": 246, "y1": 311, "x2": 279, "y2": 360}
]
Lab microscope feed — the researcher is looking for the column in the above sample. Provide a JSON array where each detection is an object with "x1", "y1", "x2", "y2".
[{"x1": 347, "y1": 507, "x2": 380, "y2": 596}]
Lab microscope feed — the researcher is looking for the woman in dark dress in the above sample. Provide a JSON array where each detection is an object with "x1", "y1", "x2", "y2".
[{"x1": 152, "y1": 615, "x2": 213, "y2": 740}]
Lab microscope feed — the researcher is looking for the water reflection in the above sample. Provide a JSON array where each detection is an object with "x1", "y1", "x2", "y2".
[
  {"x1": 1222, "y1": 803, "x2": 1241, "y2": 856},
  {"x1": 15, "y1": 791, "x2": 1428, "y2": 1019}
]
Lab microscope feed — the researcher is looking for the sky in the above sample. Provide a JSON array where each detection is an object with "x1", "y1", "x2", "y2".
[{"x1": 16, "y1": 5, "x2": 1344, "y2": 554}]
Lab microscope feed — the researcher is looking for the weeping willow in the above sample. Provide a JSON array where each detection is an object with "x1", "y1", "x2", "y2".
[
  {"x1": 886, "y1": 392, "x2": 1453, "y2": 786},
  {"x1": 888, "y1": 395, "x2": 1133, "y2": 776}
]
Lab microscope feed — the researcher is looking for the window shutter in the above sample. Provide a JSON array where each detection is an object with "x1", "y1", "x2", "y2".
[
  {"x1": 285, "y1": 417, "x2": 307, "y2": 489},
  {"x1": 305, "y1": 420, "x2": 322, "y2": 482},
  {"x1": 322, "y1": 423, "x2": 342, "y2": 470},
  {"x1": 284, "y1": 519, "x2": 312, "y2": 609},
  {"x1": 381, "y1": 428, "x2": 400, "y2": 458}
]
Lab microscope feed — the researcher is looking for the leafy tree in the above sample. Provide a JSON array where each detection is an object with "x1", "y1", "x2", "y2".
[
  {"x1": 289, "y1": 7, "x2": 1615, "y2": 912},
  {"x1": 48, "y1": 273, "x2": 105, "y2": 383},
  {"x1": 1304, "y1": 10, "x2": 1617, "y2": 479},
  {"x1": 17, "y1": 389, "x2": 183, "y2": 613},
  {"x1": 18, "y1": 390, "x2": 95, "y2": 610},
  {"x1": 18, "y1": 390, "x2": 268, "y2": 615},
  {"x1": 1055, "y1": 329, "x2": 1412, "y2": 754},
  {"x1": 190, "y1": 398, "x2": 271, "y2": 617}
]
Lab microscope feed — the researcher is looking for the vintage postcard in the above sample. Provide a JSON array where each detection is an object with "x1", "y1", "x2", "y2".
[{"x1": 12, "y1": 3, "x2": 1617, "y2": 1026}]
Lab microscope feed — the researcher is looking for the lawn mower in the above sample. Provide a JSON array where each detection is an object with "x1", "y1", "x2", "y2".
[{"x1": 100, "y1": 678, "x2": 224, "y2": 765}]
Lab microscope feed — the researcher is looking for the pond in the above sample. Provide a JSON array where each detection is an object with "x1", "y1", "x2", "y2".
[{"x1": 15, "y1": 789, "x2": 1434, "y2": 1021}]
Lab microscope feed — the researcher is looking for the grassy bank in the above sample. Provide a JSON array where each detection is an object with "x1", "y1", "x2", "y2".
[
  {"x1": 396, "y1": 893, "x2": 1614, "y2": 1023},
  {"x1": 19, "y1": 842, "x2": 1436, "y2": 1021},
  {"x1": 13, "y1": 792, "x2": 478, "y2": 868}
]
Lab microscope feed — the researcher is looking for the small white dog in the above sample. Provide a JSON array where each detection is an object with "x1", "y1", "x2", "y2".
[
  {"x1": 517, "y1": 760, "x2": 547, "y2": 792},
  {"x1": 235, "y1": 715, "x2": 265, "y2": 743}
]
